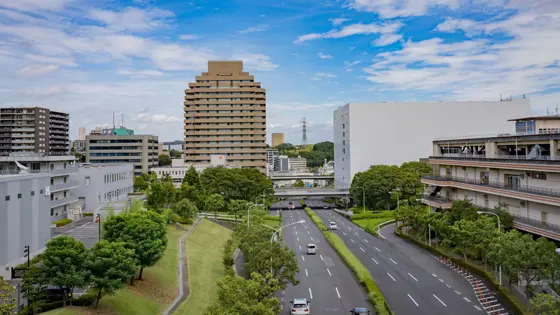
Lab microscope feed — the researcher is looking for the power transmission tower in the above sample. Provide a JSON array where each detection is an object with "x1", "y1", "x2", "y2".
[{"x1": 302, "y1": 117, "x2": 308, "y2": 147}]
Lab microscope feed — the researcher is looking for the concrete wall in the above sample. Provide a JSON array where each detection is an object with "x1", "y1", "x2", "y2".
[
  {"x1": 334, "y1": 104, "x2": 351, "y2": 188},
  {"x1": 335, "y1": 99, "x2": 531, "y2": 188},
  {"x1": 0, "y1": 173, "x2": 50, "y2": 279}
]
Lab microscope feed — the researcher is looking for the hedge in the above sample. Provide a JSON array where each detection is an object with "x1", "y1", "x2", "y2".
[
  {"x1": 53, "y1": 218, "x2": 72, "y2": 227},
  {"x1": 21, "y1": 290, "x2": 96, "y2": 315},
  {"x1": 304, "y1": 207, "x2": 327, "y2": 231},
  {"x1": 394, "y1": 230, "x2": 529, "y2": 315},
  {"x1": 82, "y1": 212, "x2": 94, "y2": 217},
  {"x1": 300, "y1": 199, "x2": 306, "y2": 207}
]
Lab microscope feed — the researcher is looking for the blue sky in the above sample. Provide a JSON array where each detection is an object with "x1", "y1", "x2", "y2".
[{"x1": 0, "y1": 0, "x2": 559, "y2": 144}]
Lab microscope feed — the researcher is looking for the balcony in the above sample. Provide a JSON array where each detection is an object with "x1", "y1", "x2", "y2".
[
  {"x1": 420, "y1": 194, "x2": 453, "y2": 209},
  {"x1": 421, "y1": 175, "x2": 560, "y2": 206},
  {"x1": 513, "y1": 216, "x2": 560, "y2": 241},
  {"x1": 50, "y1": 195, "x2": 79, "y2": 208},
  {"x1": 50, "y1": 166, "x2": 78, "y2": 176},
  {"x1": 50, "y1": 180, "x2": 79, "y2": 193}
]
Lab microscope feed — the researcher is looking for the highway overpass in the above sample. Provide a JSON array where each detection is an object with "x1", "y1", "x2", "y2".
[
  {"x1": 274, "y1": 188, "x2": 348, "y2": 197},
  {"x1": 270, "y1": 175, "x2": 334, "y2": 181}
]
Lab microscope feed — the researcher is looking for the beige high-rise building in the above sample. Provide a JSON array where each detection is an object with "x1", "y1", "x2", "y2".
[
  {"x1": 271, "y1": 133, "x2": 284, "y2": 147},
  {"x1": 184, "y1": 61, "x2": 267, "y2": 169},
  {"x1": 78, "y1": 127, "x2": 86, "y2": 140}
]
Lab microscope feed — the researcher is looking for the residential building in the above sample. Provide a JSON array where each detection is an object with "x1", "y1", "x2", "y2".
[
  {"x1": 272, "y1": 133, "x2": 284, "y2": 147},
  {"x1": 85, "y1": 126, "x2": 158, "y2": 176},
  {"x1": 266, "y1": 149, "x2": 279, "y2": 172},
  {"x1": 334, "y1": 99, "x2": 531, "y2": 189},
  {"x1": 0, "y1": 153, "x2": 78, "y2": 221},
  {"x1": 72, "y1": 140, "x2": 86, "y2": 153},
  {"x1": 0, "y1": 106, "x2": 69, "y2": 156},
  {"x1": 275, "y1": 155, "x2": 289, "y2": 172},
  {"x1": 152, "y1": 155, "x2": 239, "y2": 187},
  {"x1": 288, "y1": 156, "x2": 307, "y2": 171},
  {"x1": 71, "y1": 163, "x2": 134, "y2": 213},
  {"x1": 421, "y1": 115, "x2": 560, "y2": 241},
  {"x1": 78, "y1": 127, "x2": 86, "y2": 141},
  {"x1": 0, "y1": 173, "x2": 51, "y2": 280},
  {"x1": 184, "y1": 61, "x2": 267, "y2": 170},
  {"x1": 158, "y1": 142, "x2": 164, "y2": 156}
]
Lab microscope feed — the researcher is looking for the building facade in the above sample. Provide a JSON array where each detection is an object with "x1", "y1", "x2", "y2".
[
  {"x1": 78, "y1": 127, "x2": 86, "y2": 141},
  {"x1": 288, "y1": 157, "x2": 307, "y2": 171},
  {"x1": 333, "y1": 99, "x2": 531, "y2": 189},
  {"x1": 421, "y1": 116, "x2": 560, "y2": 241},
  {"x1": 71, "y1": 163, "x2": 134, "y2": 213},
  {"x1": 271, "y1": 133, "x2": 284, "y2": 147},
  {"x1": 72, "y1": 140, "x2": 86, "y2": 153},
  {"x1": 85, "y1": 133, "x2": 158, "y2": 176},
  {"x1": 0, "y1": 106, "x2": 69, "y2": 156},
  {"x1": 152, "y1": 155, "x2": 238, "y2": 187},
  {"x1": 183, "y1": 61, "x2": 267, "y2": 170},
  {"x1": 0, "y1": 173, "x2": 51, "y2": 279}
]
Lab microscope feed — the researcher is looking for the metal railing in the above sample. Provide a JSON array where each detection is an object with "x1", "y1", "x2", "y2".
[
  {"x1": 440, "y1": 153, "x2": 560, "y2": 161},
  {"x1": 421, "y1": 175, "x2": 560, "y2": 198},
  {"x1": 513, "y1": 215, "x2": 560, "y2": 234},
  {"x1": 50, "y1": 180, "x2": 79, "y2": 192},
  {"x1": 421, "y1": 194, "x2": 453, "y2": 204},
  {"x1": 434, "y1": 131, "x2": 539, "y2": 141}
]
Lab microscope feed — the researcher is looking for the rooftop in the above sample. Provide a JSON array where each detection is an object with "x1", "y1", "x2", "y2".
[
  {"x1": 0, "y1": 152, "x2": 76, "y2": 162},
  {"x1": 508, "y1": 115, "x2": 560, "y2": 121},
  {"x1": 0, "y1": 172, "x2": 50, "y2": 182}
]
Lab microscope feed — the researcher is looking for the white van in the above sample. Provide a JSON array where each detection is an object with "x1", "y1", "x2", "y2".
[{"x1": 307, "y1": 244, "x2": 316, "y2": 255}]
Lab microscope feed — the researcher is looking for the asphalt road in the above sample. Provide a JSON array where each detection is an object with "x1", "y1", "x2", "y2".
[
  {"x1": 276, "y1": 204, "x2": 370, "y2": 314},
  {"x1": 315, "y1": 210, "x2": 483, "y2": 315}
]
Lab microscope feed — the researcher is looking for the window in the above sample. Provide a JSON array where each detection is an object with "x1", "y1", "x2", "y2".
[
  {"x1": 5, "y1": 195, "x2": 9, "y2": 201},
  {"x1": 31, "y1": 191, "x2": 35, "y2": 196},
  {"x1": 85, "y1": 176, "x2": 91, "y2": 186},
  {"x1": 40, "y1": 189, "x2": 43, "y2": 194},
  {"x1": 528, "y1": 172, "x2": 547, "y2": 180},
  {"x1": 342, "y1": 123, "x2": 345, "y2": 129},
  {"x1": 18, "y1": 193, "x2": 22, "y2": 199}
]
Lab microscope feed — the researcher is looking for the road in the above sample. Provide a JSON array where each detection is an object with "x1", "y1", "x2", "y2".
[
  {"x1": 315, "y1": 209, "x2": 483, "y2": 315},
  {"x1": 276, "y1": 203, "x2": 370, "y2": 314}
]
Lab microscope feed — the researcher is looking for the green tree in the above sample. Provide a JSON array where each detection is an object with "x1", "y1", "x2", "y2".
[
  {"x1": 473, "y1": 216, "x2": 499, "y2": 269},
  {"x1": 42, "y1": 236, "x2": 89, "y2": 306},
  {"x1": 178, "y1": 183, "x2": 203, "y2": 209},
  {"x1": 147, "y1": 180, "x2": 176, "y2": 211},
  {"x1": 228, "y1": 199, "x2": 247, "y2": 221},
  {"x1": 21, "y1": 266, "x2": 48, "y2": 315},
  {"x1": 531, "y1": 293, "x2": 560, "y2": 315},
  {"x1": 183, "y1": 165, "x2": 202, "y2": 189},
  {"x1": 446, "y1": 219, "x2": 479, "y2": 260},
  {"x1": 200, "y1": 167, "x2": 273, "y2": 202},
  {"x1": 206, "y1": 193, "x2": 225, "y2": 220},
  {"x1": 0, "y1": 276, "x2": 16, "y2": 315},
  {"x1": 400, "y1": 161, "x2": 432, "y2": 175},
  {"x1": 169, "y1": 149, "x2": 182, "y2": 159},
  {"x1": 158, "y1": 154, "x2": 172, "y2": 166},
  {"x1": 133, "y1": 175, "x2": 149, "y2": 192},
  {"x1": 244, "y1": 241, "x2": 299, "y2": 290},
  {"x1": 88, "y1": 241, "x2": 137, "y2": 307},
  {"x1": 174, "y1": 198, "x2": 198, "y2": 220},
  {"x1": 293, "y1": 179, "x2": 305, "y2": 187}
]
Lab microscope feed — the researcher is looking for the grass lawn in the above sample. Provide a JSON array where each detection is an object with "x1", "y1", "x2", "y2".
[
  {"x1": 43, "y1": 224, "x2": 190, "y2": 315},
  {"x1": 263, "y1": 215, "x2": 281, "y2": 229},
  {"x1": 351, "y1": 210, "x2": 395, "y2": 231},
  {"x1": 175, "y1": 219, "x2": 232, "y2": 314}
]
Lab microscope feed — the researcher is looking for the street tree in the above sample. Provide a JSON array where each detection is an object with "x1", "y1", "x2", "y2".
[
  {"x1": 174, "y1": 198, "x2": 198, "y2": 220},
  {"x1": 183, "y1": 165, "x2": 202, "y2": 189},
  {"x1": 228, "y1": 199, "x2": 247, "y2": 221},
  {"x1": 0, "y1": 276, "x2": 16, "y2": 315},
  {"x1": 473, "y1": 216, "x2": 499, "y2": 269},
  {"x1": 200, "y1": 167, "x2": 272, "y2": 202},
  {"x1": 21, "y1": 266, "x2": 48, "y2": 315},
  {"x1": 244, "y1": 241, "x2": 299, "y2": 289},
  {"x1": 88, "y1": 241, "x2": 137, "y2": 307},
  {"x1": 205, "y1": 193, "x2": 225, "y2": 220},
  {"x1": 42, "y1": 236, "x2": 89, "y2": 306},
  {"x1": 146, "y1": 180, "x2": 176, "y2": 211},
  {"x1": 293, "y1": 179, "x2": 305, "y2": 187},
  {"x1": 447, "y1": 219, "x2": 479, "y2": 261},
  {"x1": 531, "y1": 293, "x2": 560, "y2": 315},
  {"x1": 400, "y1": 161, "x2": 432, "y2": 175},
  {"x1": 133, "y1": 175, "x2": 149, "y2": 192}
]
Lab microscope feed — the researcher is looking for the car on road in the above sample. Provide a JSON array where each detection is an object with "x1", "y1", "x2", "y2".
[
  {"x1": 329, "y1": 222, "x2": 338, "y2": 230},
  {"x1": 291, "y1": 298, "x2": 311, "y2": 315},
  {"x1": 323, "y1": 205, "x2": 329, "y2": 209},
  {"x1": 288, "y1": 200, "x2": 295, "y2": 209},
  {"x1": 350, "y1": 307, "x2": 371, "y2": 314},
  {"x1": 306, "y1": 244, "x2": 316, "y2": 255}
]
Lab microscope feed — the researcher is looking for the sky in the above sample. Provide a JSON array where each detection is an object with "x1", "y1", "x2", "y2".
[{"x1": 0, "y1": 0, "x2": 559, "y2": 144}]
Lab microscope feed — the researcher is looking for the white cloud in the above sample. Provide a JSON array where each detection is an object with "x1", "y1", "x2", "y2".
[
  {"x1": 0, "y1": 0, "x2": 74, "y2": 12},
  {"x1": 151, "y1": 44, "x2": 214, "y2": 71},
  {"x1": 318, "y1": 52, "x2": 332, "y2": 59},
  {"x1": 233, "y1": 53, "x2": 278, "y2": 71},
  {"x1": 179, "y1": 34, "x2": 200, "y2": 40},
  {"x1": 116, "y1": 69, "x2": 164, "y2": 77},
  {"x1": 23, "y1": 54, "x2": 77, "y2": 67},
  {"x1": 295, "y1": 22, "x2": 403, "y2": 43},
  {"x1": 88, "y1": 7, "x2": 174, "y2": 32},
  {"x1": 17, "y1": 64, "x2": 60, "y2": 77},
  {"x1": 329, "y1": 17, "x2": 349, "y2": 26},
  {"x1": 373, "y1": 34, "x2": 403, "y2": 46},
  {"x1": 346, "y1": 0, "x2": 460, "y2": 18},
  {"x1": 238, "y1": 24, "x2": 268, "y2": 34},
  {"x1": 310, "y1": 72, "x2": 337, "y2": 80}
]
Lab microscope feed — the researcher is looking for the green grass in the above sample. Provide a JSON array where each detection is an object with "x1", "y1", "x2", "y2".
[
  {"x1": 263, "y1": 215, "x2": 281, "y2": 228},
  {"x1": 175, "y1": 219, "x2": 232, "y2": 314},
  {"x1": 304, "y1": 207, "x2": 328, "y2": 231},
  {"x1": 351, "y1": 211, "x2": 395, "y2": 233}
]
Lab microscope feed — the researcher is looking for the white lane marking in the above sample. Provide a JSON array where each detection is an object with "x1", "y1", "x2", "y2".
[
  {"x1": 355, "y1": 232, "x2": 359, "y2": 236},
  {"x1": 433, "y1": 294, "x2": 447, "y2": 307},
  {"x1": 297, "y1": 238, "x2": 299, "y2": 242},
  {"x1": 474, "y1": 306, "x2": 482, "y2": 311},
  {"x1": 387, "y1": 273, "x2": 396, "y2": 282},
  {"x1": 343, "y1": 232, "x2": 347, "y2": 236},
  {"x1": 446, "y1": 284, "x2": 451, "y2": 288},
  {"x1": 432, "y1": 273, "x2": 437, "y2": 277},
  {"x1": 293, "y1": 226, "x2": 296, "y2": 229},
  {"x1": 464, "y1": 297, "x2": 471, "y2": 303},
  {"x1": 351, "y1": 239, "x2": 355, "y2": 243},
  {"x1": 327, "y1": 268, "x2": 332, "y2": 276},
  {"x1": 320, "y1": 255, "x2": 324, "y2": 261},
  {"x1": 408, "y1": 273, "x2": 418, "y2": 281},
  {"x1": 309, "y1": 288, "x2": 313, "y2": 300},
  {"x1": 364, "y1": 239, "x2": 368, "y2": 243},
  {"x1": 348, "y1": 227, "x2": 351, "y2": 230},
  {"x1": 295, "y1": 231, "x2": 297, "y2": 235},
  {"x1": 305, "y1": 269, "x2": 308, "y2": 277},
  {"x1": 379, "y1": 233, "x2": 387, "y2": 240},
  {"x1": 335, "y1": 287, "x2": 341, "y2": 299},
  {"x1": 299, "y1": 245, "x2": 302, "y2": 250},
  {"x1": 389, "y1": 258, "x2": 398, "y2": 265},
  {"x1": 439, "y1": 279, "x2": 444, "y2": 283},
  {"x1": 307, "y1": 231, "x2": 310, "y2": 234},
  {"x1": 372, "y1": 258, "x2": 379, "y2": 264},
  {"x1": 454, "y1": 290, "x2": 461, "y2": 295},
  {"x1": 374, "y1": 247, "x2": 381, "y2": 252},
  {"x1": 302, "y1": 255, "x2": 305, "y2": 261},
  {"x1": 360, "y1": 247, "x2": 365, "y2": 252},
  {"x1": 407, "y1": 294, "x2": 419, "y2": 307}
]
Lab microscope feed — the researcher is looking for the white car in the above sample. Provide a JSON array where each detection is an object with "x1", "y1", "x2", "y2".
[
  {"x1": 329, "y1": 222, "x2": 338, "y2": 230},
  {"x1": 291, "y1": 298, "x2": 311, "y2": 315},
  {"x1": 306, "y1": 244, "x2": 316, "y2": 255}
]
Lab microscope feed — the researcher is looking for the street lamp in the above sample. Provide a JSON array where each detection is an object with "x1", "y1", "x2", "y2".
[
  {"x1": 556, "y1": 248, "x2": 560, "y2": 255},
  {"x1": 269, "y1": 219, "x2": 306, "y2": 274},
  {"x1": 356, "y1": 186, "x2": 365, "y2": 210},
  {"x1": 476, "y1": 211, "x2": 502, "y2": 286},
  {"x1": 246, "y1": 204, "x2": 260, "y2": 229}
]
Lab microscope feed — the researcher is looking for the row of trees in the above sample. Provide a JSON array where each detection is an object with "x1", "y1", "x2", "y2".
[
  {"x1": 396, "y1": 200, "x2": 560, "y2": 305},
  {"x1": 276, "y1": 141, "x2": 334, "y2": 168},
  {"x1": 350, "y1": 162, "x2": 432, "y2": 210},
  {"x1": 20, "y1": 210, "x2": 167, "y2": 313}
]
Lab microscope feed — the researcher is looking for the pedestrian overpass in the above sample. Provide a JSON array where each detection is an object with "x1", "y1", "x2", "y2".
[{"x1": 274, "y1": 187, "x2": 348, "y2": 197}]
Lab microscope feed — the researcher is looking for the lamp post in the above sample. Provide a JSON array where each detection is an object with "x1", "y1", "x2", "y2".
[
  {"x1": 246, "y1": 204, "x2": 259, "y2": 229},
  {"x1": 356, "y1": 186, "x2": 365, "y2": 210},
  {"x1": 477, "y1": 211, "x2": 502, "y2": 286},
  {"x1": 268, "y1": 219, "x2": 306, "y2": 274}
]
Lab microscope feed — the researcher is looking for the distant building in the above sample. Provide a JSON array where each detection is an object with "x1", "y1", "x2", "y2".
[
  {"x1": 272, "y1": 133, "x2": 285, "y2": 147},
  {"x1": 288, "y1": 156, "x2": 307, "y2": 171},
  {"x1": 0, "y1": 106, "x2": 69, "y2": 156},
  {"x1": 266, "y1": 149, "x2": 279, "y2": 172},
  {"x1": 334, "y1": 100, "x2": 531, "y2": 189},
  {"x1": 275, "y1": 155, "x2": 289, "y2": 172},
  {"x1": 0, "y1": 173, "x2": 51, "y2": 280},
  {"x1": 72, "y1": 140, "x2": 86, "y2": 153},
  {"x1": 152, "y1": 155, "x2": 239, "y2": 187},
  {"x1": 158, "y1": 142, "x2": 164, "y2": 156},
  {"x1": 78, "y1": 127, "x2": 86, "y2": 141},
  {"x1": 90, "y1": 127, "x2": 102, "y2": 135}
]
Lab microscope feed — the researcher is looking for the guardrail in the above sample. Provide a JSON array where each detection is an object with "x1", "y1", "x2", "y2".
[
  {"x1": 440, "y1": 153, "x2": 560, "y2": 161},
  {"x1": 513, "y1": 215, "x2": 560, "y2": 234}
]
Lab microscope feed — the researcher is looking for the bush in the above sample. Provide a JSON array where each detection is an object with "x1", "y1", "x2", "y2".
[
  {"x1": 300, "y1": 199, "x2": 306, "y2": 207},
  {"x1": 304, "y1": 208, "x2": 327, "y2": 231},
  {"x1": 53, "y1": 218, "x2": 72, "y2": 227},
  {"x1": 16, "y1": 254, "x2": 43, "y2": 268},
  {"x1": 21, "y1": 301, "x2": 63, "y2": 314},
  {"x1": 72, "y1": 290, "x2": 97, "y2": 306},
  {"x1": 82, "y1": 212, "x2": 94, "y2": 217}
]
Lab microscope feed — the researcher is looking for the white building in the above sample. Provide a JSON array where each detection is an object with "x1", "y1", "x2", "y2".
[
  {"x1": 333, "y1": 99, "x2": 531, "y2": 189},
  {"x1": 288, "y1": 157, "x2": 307, "y2": 171},
  {"x1": 422, "y1": 115, "x2": 560, "y2": 241},
  {"x1": 71, "y1": 163, "x2": 134, "y2": 213},
  {"x1": 0, "y1": 173, "x2": 51, "y2": 280},
  {"x1": 152, "y1": 155, "x2": 239, "y2": 187},
  {"x1": 0, "y1": 153, "x2": 79, "y2": 221}
]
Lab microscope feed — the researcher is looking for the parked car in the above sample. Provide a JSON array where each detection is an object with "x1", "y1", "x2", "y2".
[
  {"x1": 329, "y1": 222, "x2": 338, "y2": 230},
  {"x1": 350, "y1": 308, "x2": 371, "y2": 314},
  {"x1": 291, "y1": 298, "x2": 311, "y2": 315},
  {"x1": 306, "y1": 244, "x2": 316, "y2": 255}
]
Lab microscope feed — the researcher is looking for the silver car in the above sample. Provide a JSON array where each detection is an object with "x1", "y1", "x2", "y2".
[
  {"x1": 291, "y1": 298, "x2": 310, "y2": 315},
  {"x1": 329, "y1": 222, "x2": 338, "y2": 230},
  {"x1": 306, "y1": 244, "x2": 316, "y2": 255}
]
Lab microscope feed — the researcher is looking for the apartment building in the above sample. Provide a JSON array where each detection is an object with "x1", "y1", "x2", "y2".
[
  {"x1": 266, "y1": 149, "x2": 279, "y2": 172},
  {"x1": 421, "y1": 115, "x2": 560, "y2": 241},
  {"x1": 152, "y1": 154, "x2": 238, "y2": 187},
  {"x1": 288, "y1": 157, "x2": 307, "y2": 171},
  {"x1": 85, "y1": 127, "x2": 158, "y2": 176},
  {"x1": 272, "y1": 133, "x2": 284, "y2": 147},
  {"x1": 0, "y1": 106, "x2": 69, "y2": 156},
  {"x1": 184, "y1": 61, "x2": 267, "y2": 170},
  {"x1": 0, "y1": 173, "x2": 51, "y2": 280},
  {"x1": 334, "y1": 99, "x2": 531, "y2": 189}
]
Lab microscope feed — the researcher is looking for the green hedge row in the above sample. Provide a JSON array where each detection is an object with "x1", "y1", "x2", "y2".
[
  {"x1": 53, "y1": 218, "x2": 72, "y2": 227},
  {"x1": 394, "y1": 230, "x2": 529, "y2": 315},
  {"x1": 20, "y1": 290, "x2": 97, "y2": 315},
  {"x1": 305, "y1": 207, "x2": 391, "y2": 314},
  {"x1": 82, "y1": 212, "x2": 94, "y2": 217}
]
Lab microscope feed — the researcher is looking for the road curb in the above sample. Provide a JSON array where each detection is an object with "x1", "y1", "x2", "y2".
[{"x1": 162, "y1": 217, "x2": 201, "y2": 315}]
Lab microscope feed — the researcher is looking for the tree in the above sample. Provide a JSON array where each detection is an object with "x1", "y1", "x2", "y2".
[
  {"x1": 88, "y1": 241, "x2": 137, "y2": 307},
  {"x1": 42, "y1": 236, "x2": 89, "y2": 306},
  {"x1": 133, "y1": 175, "x2": 149, "y2": 192},
  {"x1": 174, "y1": 198, "x2": 198, "y2": 220},
  {"x1": 244, "y1": 241, "x2": 299, "y2": 290},
  {"x1": 473, "y1": 216, "x2": 499, "y2": 270},
  {"x1": 446, "y1": 219, "x2": 479, "y2": 260},
  {"x1": 146, "y1": 180, "x2": 176, "y2": 211},
  {"x1": 228, "y1": 199, "x2": 247, "y2": 221},
  {"x1": 276, "y1": 143, "x2": 295, "y2": 151},
  {"x1": 531, "y1": 293, "x2": 560, "y2": 315},
  {"x1": 0, "y1": 276, "x2": 16, "y2": 315},
  {"x1": 183, "y1": 165, "x2": 201, "y2": 189},
  {"x1": 169, "y1": 149, "x2": 182, "y2": 159},
  {"x1": 200, "y1": 167, "x2": 273, "y2": 202},
  {"x1": 293, "y1": 179, "x2": 305, "y2": 188},
  {"x1": 206, "y1": 193, "x2": 225, "y2": 220},
  {"x1": 158, "y1": 154, "x2": 172, "y2": 166},
  {"x1": 400, "y1": 161, "x2": 432, "y2": 175},
  {"x1": 21, "y1": 266, "x2": 48, "y2": 314},
  {"x1": 178, "y1": 183, "x2": 203, "y2": 209}
]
